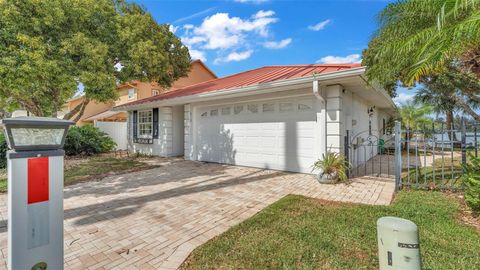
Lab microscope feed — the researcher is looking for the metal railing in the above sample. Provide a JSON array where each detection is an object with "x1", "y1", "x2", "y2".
[{"x1": 394, "y1": 120, "x2": 479, "y2": 191}]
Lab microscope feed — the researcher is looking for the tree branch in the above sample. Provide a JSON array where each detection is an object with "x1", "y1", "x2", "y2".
[
  {"x1": 63, "y1": 98, "x2": 90, "y2": 121},
  {"x1": 71, "y1": 99, "x2": 90, "y2": 122},
  {"x1": 451, "y1": 95, "x2": 480, "y2": 121}
]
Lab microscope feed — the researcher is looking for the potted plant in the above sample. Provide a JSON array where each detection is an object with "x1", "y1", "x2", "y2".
[{"x1": 312, "y1": 151, "x2": 349, "y2": 184}]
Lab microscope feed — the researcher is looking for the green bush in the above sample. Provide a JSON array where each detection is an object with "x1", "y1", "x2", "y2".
[
  {"x1": 463, "y1": 154, "x2": 480, "y2": 212},
  {"x1": 0, "y1": 133, "x2": 7, "y2": 169},
  {"x1": 64, "y1": 125, "x2": 116, "y2": 156}
]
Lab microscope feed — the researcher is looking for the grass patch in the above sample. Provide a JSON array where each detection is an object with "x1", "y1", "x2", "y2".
[
  {"x1": 181, "y1": 191, "x2": 480, "y2": 270},
  {"x1": 65, "y1": 157, "x2": 158, "y2": 185},
  {"x1": 0, "y1": 156, "x2": 158, "y2": 193}
]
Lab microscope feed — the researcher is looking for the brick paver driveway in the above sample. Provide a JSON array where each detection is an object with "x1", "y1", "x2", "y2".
[{"x1": 0, "y1": 158, "x2": 394, "y2": 269}]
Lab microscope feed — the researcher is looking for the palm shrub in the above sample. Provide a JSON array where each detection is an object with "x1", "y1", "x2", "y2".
[
  {"x1": 312, "y1": 151, "x2": 349, "y2": 183},
  {"x1": 463, "y1": 154, "x2": 480, "y2": 212},
  {"x1": 0, "y1": 133, "x2": 7, "y2": 169},
  {"x1": 64, "y1": 125, "x2": 116, "y2": 156}
]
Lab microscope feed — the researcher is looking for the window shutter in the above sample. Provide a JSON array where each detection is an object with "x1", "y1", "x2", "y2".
[
  {"x1": 153, "y1": 108, "x2": 159, "y2": 139},
  {"x1": 133, "y1": 110, "x2": 138, "y2": 142}
]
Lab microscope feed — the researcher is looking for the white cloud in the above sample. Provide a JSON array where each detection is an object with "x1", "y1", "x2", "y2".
[
  {"x1": 181, "y1": 10, "x2": 278, "y2": 50},
  {"x1": 181, "y1": 36, "x2": 207, "y2": 46},
  {"x1": 393, "y1": 93, "x2": 415, "y2": 104},
  {"x1": 308, "y1": 19, "x2": 331, "y2": 31},
  {"x1": 254, "y1": 10, "x2": 275, "y2": 19},
  {"x1": 169, "y1": 25, "x2": 179, "y2": 33},
  {"x1": 189, "y1": 49, "x2": 207, "y2": 62},
  {"x1": 263, "y1": 38, "x2": 292, "y2": 49},
  {"x1": 180, "y1": 10, "x2": 281, "y2": 64},
  {"x1": 316, "y1": 54, "x2": 362, "y2": 64},
  {"x1": 214, "y1": 50, "x2": 253, "y2": 64},
  {"x1": 234, "y1": 0, "x2": 269, "y2": 4}
]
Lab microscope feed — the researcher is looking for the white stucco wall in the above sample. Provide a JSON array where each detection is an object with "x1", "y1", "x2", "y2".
[
  {"x1": 171, "y1": 105, "x2": 185, "y2": 156},
  {"x1": 127, "y1": 106, "x2": 183, "y2": 157},
  {"x1": 343, "y1": 90, "x2": 386, "y2": 166}
]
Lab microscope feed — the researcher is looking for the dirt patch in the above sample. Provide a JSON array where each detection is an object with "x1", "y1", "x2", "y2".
[
  {"x1": 450, "y1": 193, "x2": 480, "y2": 232},
  {"x1": 65, "y1": 156, "x2": 90, "y2": 170}
]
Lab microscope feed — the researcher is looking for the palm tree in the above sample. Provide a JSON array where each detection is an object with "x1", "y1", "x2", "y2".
[
  {"x1": 414, "y1": 79, "x2": 457, "y2": 140},
  {"x1": 397, "y1": 102, "x2": 433, "y2": 149},
  {"x1": 363, "y1": 0, "x2": 480, "y2": 120}
]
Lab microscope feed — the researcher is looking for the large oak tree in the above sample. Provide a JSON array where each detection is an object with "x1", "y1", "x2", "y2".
[{"x1": 0, "y1": 0, "x2": 191, "y2": 120}]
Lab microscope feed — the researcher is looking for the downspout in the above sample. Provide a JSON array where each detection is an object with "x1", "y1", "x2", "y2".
[
  {"x1": 312, "y1": 78, "x2": 324, "y2": 102},
  {"x1": 312, "y1": 77, "x2": 327, "y2": 161}
]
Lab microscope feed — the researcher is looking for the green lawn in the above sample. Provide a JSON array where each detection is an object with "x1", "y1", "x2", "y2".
[
  {"x1": 181, "y1": 191, "x2": 480, "y2": 270},
  {"x1": 0, "y1": 156, "x2": 158, "y2": 193}
]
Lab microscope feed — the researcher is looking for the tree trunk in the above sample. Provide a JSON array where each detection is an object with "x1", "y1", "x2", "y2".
[
  {"x1": 445, "y1": 110, "x2": 457, "y2": 141},
  {"x1": 451, "y1": 95, "x2": 480, "y2": 122},
  {"x1": 71, "y1": 99, "x2": 90, "y2": 123},
  {"x1": 63, "y1": 98, "x2": 90, "y2": 122}
]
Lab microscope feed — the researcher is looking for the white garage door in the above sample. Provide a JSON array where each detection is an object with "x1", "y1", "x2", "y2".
[{"x1": 195, "y1": 98, "x2": 318, "y2": 173}]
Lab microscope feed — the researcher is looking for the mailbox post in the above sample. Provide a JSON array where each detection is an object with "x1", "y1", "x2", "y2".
[{"x1": 1, "y1": 117, "x2": 73, "y2": 270}]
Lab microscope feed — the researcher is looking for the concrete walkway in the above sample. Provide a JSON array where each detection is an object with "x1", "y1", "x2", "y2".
[{"x1": 0, "y1": 158, "x2": 394, "y2": 269}]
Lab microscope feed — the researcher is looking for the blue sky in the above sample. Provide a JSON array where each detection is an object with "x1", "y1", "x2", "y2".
[{"x1": 133, "y1": 0, "x2": 414, "y2": 103}]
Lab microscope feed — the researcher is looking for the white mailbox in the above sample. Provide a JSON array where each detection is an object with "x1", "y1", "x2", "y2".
[{"x1": 1, "y1": 117, "x2": 73, "y2": 270}]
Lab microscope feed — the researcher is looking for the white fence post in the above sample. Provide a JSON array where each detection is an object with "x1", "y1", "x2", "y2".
[{"x1": 395, "y1": 121, "x2": 402, "y2": 192}]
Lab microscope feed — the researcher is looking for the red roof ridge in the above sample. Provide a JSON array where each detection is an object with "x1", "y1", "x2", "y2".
[{"x1": 263, "y1": 63, "x2": 362, "y2": 68}]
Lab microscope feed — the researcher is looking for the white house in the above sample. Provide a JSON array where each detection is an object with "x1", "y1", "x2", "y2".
[{"x1": 114, "y1": 64, "x2": 396, "y2": 174}]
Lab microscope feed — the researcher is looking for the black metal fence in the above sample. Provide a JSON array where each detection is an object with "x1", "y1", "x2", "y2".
[
  {"x1": 345, "y1": 119, "x2": 479, "y2": 192},
  {"x1": 344, "y1": 130, "x2": 395, "y2": 179},
  {"x1": 394, "y1": 120, "x2": 479, "y2": 191}
]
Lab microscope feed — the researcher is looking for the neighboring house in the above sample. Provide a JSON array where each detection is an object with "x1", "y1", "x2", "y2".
[
  {"x1": 63, "y1": 60, "x2": 217, "y2": 149},
  {"x1": 114, "y1": 64, "x2": 396, "y2": 173}
]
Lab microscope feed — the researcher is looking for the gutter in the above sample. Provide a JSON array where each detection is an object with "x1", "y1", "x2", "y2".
[
  {"x1": 113, "y1": 67, "x2": 366, "y2": 111},
  {"x1": 359, "y1": 75, "x2": 397, "y2": 113}
]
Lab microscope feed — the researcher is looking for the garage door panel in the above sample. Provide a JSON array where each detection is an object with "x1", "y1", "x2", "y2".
[{"x1": 195, "y1": 98, "x2": 318, "y2": 173}]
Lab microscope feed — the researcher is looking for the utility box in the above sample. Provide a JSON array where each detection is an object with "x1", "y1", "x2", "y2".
[
  {"x1": 1, "y1": 117, "x2": 73, "y2": 270},
  {"x1": 377, "y1": 217, "x2": 421, "y2": 270}
]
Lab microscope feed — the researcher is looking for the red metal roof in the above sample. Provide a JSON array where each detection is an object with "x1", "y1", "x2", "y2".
[{"x1": 117, "y1": 64, "x2": 362, "y2": 108}]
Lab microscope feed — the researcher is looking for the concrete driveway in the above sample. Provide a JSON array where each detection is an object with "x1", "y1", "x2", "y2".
[{"x1": 0, "y1": 158, "x2": 394, "y2": 269}]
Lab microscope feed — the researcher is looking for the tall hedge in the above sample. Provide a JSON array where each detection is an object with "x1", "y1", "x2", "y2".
[
  {"x1": 64, "y1": 125, "x2": 116, "y2": 156},
  {"x1": 463, "y1": 154, "x2": 480, "y2": 213}
]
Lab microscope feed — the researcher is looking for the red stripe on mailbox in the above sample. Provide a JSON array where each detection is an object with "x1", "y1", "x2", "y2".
[{"x1": 28, "y1": 157, "x2": 49, "y2": 204}]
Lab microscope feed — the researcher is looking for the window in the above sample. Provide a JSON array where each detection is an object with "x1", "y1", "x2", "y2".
[
  {"x1": 210, "y1": 109, "x2": 218, "y2": 116},
  {"x1": 234, "y1": 105, "x2": 244, "y2": 114},
  {"x1": 247, "y1": 104, "x2": 259, "y2": 113},
  {"x1": 138, "y1": 110, "x2": 153, "y2": 138},
  {"x1": 152, "y1": 89, "x2": 160, "y2": 96},
  {"x1": 279, "y1": 102, "x2": 294, "y2": 112},
  {"x1": 262, "y1": 103, "x2": 275, "y2": 113},
  {"x1": 298, "y1": 103, "x2": 312, "y2": 111},
  {"x1": 221, "y1": 107, "x2": 231, "y2": 115},
  {"x1": 128, "y1": 88, "x2": 137, "y2": 100}
]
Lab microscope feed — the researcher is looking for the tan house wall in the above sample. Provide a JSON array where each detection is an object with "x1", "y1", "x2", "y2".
[{"x1": 67, "y1": 60, "x2": 216, "y2": 126}]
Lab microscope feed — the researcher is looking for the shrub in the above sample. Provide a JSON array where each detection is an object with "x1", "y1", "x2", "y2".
[
  {"x1": 64, "y1": 125, "x2": 116, "y2": 156},
  {"x1": 0, "y1": 133, "x2": 7, "y2": 169},
  {"x1": 312, "y1": 151, "x2": 350, "y2": 183},
  {"x1": 463, "y1": 154, "x2": 480, "y2": 212}
]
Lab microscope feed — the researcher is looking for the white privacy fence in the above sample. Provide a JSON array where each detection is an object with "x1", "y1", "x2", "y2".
[{"x1": 95, "y1": 121, "x2": 128, "y2": 150}]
